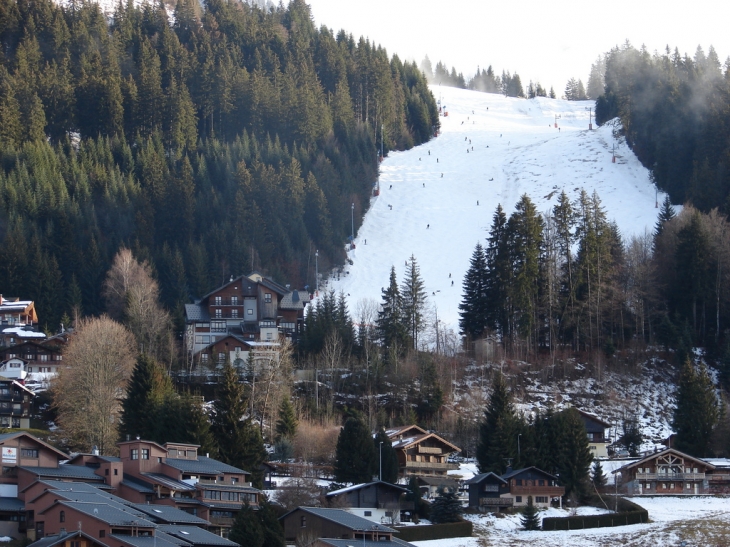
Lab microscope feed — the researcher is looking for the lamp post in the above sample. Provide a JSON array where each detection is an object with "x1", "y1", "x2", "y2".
[
  {"x1": 586, "y1": 106, "x2": 593, "y2": 130},
  {"x1": 517, "y1": 433, "x2": 522, "y2": 462},
  {"x1": 315, "y1": 249, "x2": 319, "y2": 296},
  {"x1": 351, "y1": 202, "x2": 355, "y2": 245},
  {"x1": 379, "y1": 442, "x2": 383, "y2": 481}
]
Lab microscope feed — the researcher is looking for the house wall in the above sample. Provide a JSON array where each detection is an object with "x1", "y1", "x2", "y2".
[{"x1": 281, "y1": 509, "x2": 351, "y2": 543}]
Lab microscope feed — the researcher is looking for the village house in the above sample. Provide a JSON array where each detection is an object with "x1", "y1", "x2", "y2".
[
  {"x1": 465, "y1": 467, "x2": 565, "y2": 511},
  {"x1": 575, "y1": 409, "x2": 611, "y2": 459},
  {"x1": 0, "y1": 297, "x2": 43, "y2": 347},
  {"x1": 615, "y1": 447, "x2": 730, "y2": 495},
  {"x1": 0, "y1": 342, "x2": 64, "y2": 384},
  {"x1": 324, "y1": 481, "x2": 411, "y2": 524},
  {"x1": 0, "y1": 379, "x2": 34, "y2": 429},
  {"x1": 384, "y1": 425, "x2": 460, "y2": 478},
  {"x1": 184, "y1": 272, "x2": 309, "y2": 369},
  {"x1": 279, "y1": 507, "x2": 401, "y2": 545}
]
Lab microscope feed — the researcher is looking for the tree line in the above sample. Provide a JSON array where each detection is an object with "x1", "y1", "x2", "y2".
[
  {"x1": 0, "y1": 0, "x2": 438, "y2": 332},
  {"x1": 459, "y1": 190, "x2": 730, "y2": 357},
  {"x1": 595, "y1": 42, "x2": 730, "y2": 213}
]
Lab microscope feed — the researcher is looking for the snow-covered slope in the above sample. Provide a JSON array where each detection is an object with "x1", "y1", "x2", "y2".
[{"x1": 326, "y1": 86, "x2": 664, "y2": 335}]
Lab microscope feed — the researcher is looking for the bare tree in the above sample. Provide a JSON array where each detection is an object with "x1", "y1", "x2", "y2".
[
  {"x1": 52, "y1": 316, "x2": 136, "y2": 455},
  {"x1": 103, "y1": 248, "x2": 172, "y2": 361}
]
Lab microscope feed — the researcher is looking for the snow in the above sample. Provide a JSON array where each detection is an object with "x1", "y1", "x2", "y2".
[
  {"x1": 1, "y1": 327, "x2": 46, "y2": 338},
  {"x1": 410, "y1": 496, "x2": 730, "y2": 547},
  {"x1": 325, "y1": 86, "x2": 666, "y2": 337}
]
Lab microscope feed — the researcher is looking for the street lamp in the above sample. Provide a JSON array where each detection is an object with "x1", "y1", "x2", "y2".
[
  {"x1": 586, "y1": 106, "x2": 593, "y2": 130},
  {"x1": 315, "y1": 249, "x2": 319, "y2": 296},
  {"x1": 517, "y1": 434, "x2": 522, "y2": 462},
  {"x1": 379, "y1": 442, "x2": 383, "y2": 481},
  {"x1": 351, "y1": 202, "x2": 355, "y2": 246}
]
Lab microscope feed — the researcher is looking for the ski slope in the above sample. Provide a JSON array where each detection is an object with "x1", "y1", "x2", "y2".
[{"x1": 324, "y1": 86, "x2": 665, "y2": 338}]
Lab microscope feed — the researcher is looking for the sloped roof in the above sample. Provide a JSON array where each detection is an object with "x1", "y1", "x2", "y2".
[
  {"x1": 22, "y1": 479, "x2": 112, "y2": 495},
  {"x1": 388, "y1": 431, "x2": 460, "y2": 454},
  {"x1": 501, "y1": 467, "x2": 560, "y2": 482},
  {"x1": 157, "y1": 525, "x2": 239, "y2": 547},
  {"x1": 46, "y1": 490, "x2": 138, "y2": 514},
  {"x1": 280, "y1": 507, "x2": 395, "y2": 533},
  {"x1": 0, "y1": 431, "x2": 69, "y2": 460},
  {"x1": 19, "y1": 464, "x2": 104, "y2": 481},
  {"x1": 184, "y1": 304, "x2": 210, "y2": 322},
  {"x1": 121, "y1": 475, "x2": 156, "y2": 494},
  {"x1": 28, "y1": 530, "x2": 111, "y2": 547},
  {"x1": 279, "y1": 290, "x2": 310, "y2": 310},
  {"x1": 164, "y1": 456, "x2": 249, "y2": 476},
  {"x1": 141, "y1": 473, "x2": 196, "y2": 492},
  {"x1": 615, "y1": 447, "x2": 715, "y2": 473},
  {"x1": 42, "y1": 501, "x2": 157, "y2": 527},
  {"x1": 111, "y1": 534, "x2": 183, "y2": 547},
  {"x1": 130, "y1": 504, "x2": 210, "y2": 525},
  {"x1": 0, "y1": 497, "x2": 24, "y2": 511},
  {"x1": 384, "y1": 424, "x2": 428, "y2": 439},
  {"x1": 575, "y1": 408, "x2": 611, "y2": 428},
  {"x1": 464, "y1": 472, "x2": 507, "y2": 486},
  {"x1": 318, "y1": 540, "x2": 415, "y2": 547},
  {"x1": 326, "y1": 480, "x2": 408, "y2": 497}
]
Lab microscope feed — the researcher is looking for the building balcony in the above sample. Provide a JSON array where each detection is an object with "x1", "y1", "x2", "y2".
[
  {"x1": 0, "y1": 394, "x2": 26, "y2": 402},
  {"x1": 509, "y1": 486, "x2": 565, "y2": 496},
  {"x1": 404, "y1": 461, "x2": 458, "y2": 471},
  {"x1": 636, "y1": 473, "x2": 705, "y2": 480},
  {"x1": 417, "y1": 446, "x2": 443, "y2": 455},
  {"x1": 478, "y1": 497, "x2": 512, "y2": 506},
  {"x1": 708, "y1": 474, "x2": 730, "y2": 481},
  {"x1": 209, "y1": 516, "x2": 235, "y2": 527}
]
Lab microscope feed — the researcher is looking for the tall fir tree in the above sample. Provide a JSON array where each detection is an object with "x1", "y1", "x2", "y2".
[
  {"x1": 373, "y1": 427, "x2": 399, "y2": 483},
  {"x1": 672, "y1": 360, "x2": 720, "y2": 457},
  {"x1": 333, "y1": 415, "x2": 377, "y2": 484},
  {"x1": 477, "y1": 373, "x2": 520, "y2": 474},
  {"x1": 275, "y1": 397, "x2": 298, "y2": 442},
  {"x1": 377, "y1": 266, "x2": 407, "y2": 353},
  {"x1": 120, "y1": 354, "x2": 174, "y2": 441},
  {"x1": 553, "y1": 408, "x2": 592, "y2": 500},
  {"x1": 520, "y1": 496, "x2": 540, "y2": 530},
  {"x1": 401, "y1": 255, "x2": 428, "y2": 350},
  {"x1": 458, "y1": 243, "x2": 489, "y2": 339}
]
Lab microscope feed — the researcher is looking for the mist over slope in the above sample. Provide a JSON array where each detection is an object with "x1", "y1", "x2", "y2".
[{"x1": 326, "y1": 86, "x2": 666, "y2": 337}]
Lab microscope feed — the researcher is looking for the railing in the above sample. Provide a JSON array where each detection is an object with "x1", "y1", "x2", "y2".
[
  {"x1": 479, "y1": 497, "x2": 512, "y2": 506},
  {"x1": 418, "y1": 446, "x2": 443, "y2": 455},
  {"x1": 707, "y1": 474, "x2": 730, "y2": 481},
  {"x1": 209, "y1": 516, "x2": 235, "y2": 526},
  {"x1": 404, "y1": 461, "x2": 458, "y2": 470},
  {"x1": 0, "y1": 394, "x2": 25, "y2": 402},
  {"x1": 509, "y1": 486, "x2": 565, "y2": 496},
  {"x1": 636, "y1": 473, "x2": 705, "y2": 480}
]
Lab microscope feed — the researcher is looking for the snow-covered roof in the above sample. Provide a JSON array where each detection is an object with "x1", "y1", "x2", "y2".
[
  {"x1": 2, "y1": 328, "x2": 45, "y2": 338},
  {"x1": 325, "y1": 480, "x2": 408, "y2": 497}
]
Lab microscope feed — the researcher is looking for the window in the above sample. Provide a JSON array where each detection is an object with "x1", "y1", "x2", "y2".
[
  {"x1": 264, "y1": 293, "x2": 272, "y2": 303},
  {"x1": 538, "y1": 480, "x2": 545, "y2": 486},
  {"x1": 187, "y1": 450, "x2": 196, "y2": 458},
  {"x1": 39, "y1": 354, "x2": 48, "y2": 362},
  {"x1": 686, "y1": 483, "x2": 691, "y2": 489},
  {"x1": 201, "y1": 353, "x2": 209, "y2": 363},
  {"x1": 231, "y1": 477, "x2": 238, "y2": 484},
  {"x1": 214, "y1": 296, "x2": 222, "y2": 305},
  {"x1": 218, "y1": 352, "x2": 225, "y2": 363},
  {"x1": 247, "y1": 309, "x2": 253, "y2": 315},
  {"x1": 114, "y1": 469, "x2": 118, "y2": 476},
  {"x1": 21, "y1": 448, "x2": 38, "y2": 458},
  {"x1": 105, "y1": 469, "x2": 109, "y2": 476},
  {"x1": 99, "y1": 530, "x2": 105, "y2": 538},
  {"x1": 516, "y1": 479, "x2": 522, "y2": 486},
  {"x1": 515, "y1": 496, "x2": 522, "y2": 503},
  {"x1": 231, "y1": 309, "x2": 238, "y2": 319},
  {"x1": 670, "y1": 483, "x2": 674, "y2": 489},
  {"x1": 131, "y1": 449, "x2": 139, "y2": 460},
  {"x1": 141, "y1": 449, "x2": 150, "y2": 460},
  {"x1": 231, "y1": 297, "x2": 238, "y2": 306},
  {"x1": 59, "y1": 511, "x2": 65, "y2": 523},
  {"x1": 535, "y1": 497, "x2": 548, "y2": 503},
  {"x1": 364, "y1": 511, "x2": 372, "y2": 517},
  {"x1": 266, "y1": 332, "x2": 273, "y2": 340},
  {"x1": 662, "y1": 483, "x2": 667, "y2": 489},
  {"x1": 215, "y1": 309, "x2": 222, "y2": 318},
  {"x1": 300, "y1": 516, "x2": 306, "y2": 528},
  {"x1": 211, "y1": 321, "x2": 226, "y2": 332}
]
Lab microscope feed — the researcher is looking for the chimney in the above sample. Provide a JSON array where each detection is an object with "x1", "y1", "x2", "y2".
[
  {"x1": 0, "y1": 294, "x2": 3, "y2": 305},
  {"x1": 92, "y1": 445, "x2": 99, "y2": 456},
  {"x1": 506, "y1": 466, "x2": 512, "y2": 474}
]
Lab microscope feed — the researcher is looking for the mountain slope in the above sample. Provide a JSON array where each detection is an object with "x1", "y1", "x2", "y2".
[{"x1": 326, "y1": 86, "x2": 666, "y2": 336}]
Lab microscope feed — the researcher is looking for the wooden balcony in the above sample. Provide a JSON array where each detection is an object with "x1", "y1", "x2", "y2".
[
  {"x1": 209, "y1": 516, "x2": 234, "y2": 526},
  {"x1": 404, "y1": 461, "x2": 458, "y2": 471},
  {"x1": 479, "y1": 497, "x2": 512, "y2": 506},
  {"x1": 509, "y1": 486, "x2": 565, "y2": 496},
  {"x1": 418, "y1": 446, "x2": 443, "y2": 455},
  {"x1": 708, "y1": 474, "x2": 730, "y2": 481},
  {"x1": 636, "y1": 473, "x2": 705, "y2": 480}
]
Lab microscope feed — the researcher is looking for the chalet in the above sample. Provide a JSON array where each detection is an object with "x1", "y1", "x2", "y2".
[
  {"x1": 279, "y1": 507, "x2": 397, "y2": 545},
  {"x1": 0, "y1": 297, "x2": 43, "y2": 347},
  {"x1": 465, "y1": 467, "x2": 565, "y2": 511},
  {"x1": 325, "y1": 481, "x2": 410, "y2": 524},
  {"x1": 184, "y1": 272, "x2": 309, "y2": 367},
  {"x1": 384, "y1": 425, "x2": 459, "y2": 478},
  {"x1": 615, "y1": 447, "x2": 730, "y2": 495},
  {"x1": 0, "y1": 378, "x2": 34, "y2": 429},
  {"x1": 0, "y1": 342, "x2": 64, "y2": 381},
  {"x1": 415, "y1": 476, "x2": 460, "y2": 499},
  {"x1": 575, "y1": 409, "x2": 611, "y2": 459}
]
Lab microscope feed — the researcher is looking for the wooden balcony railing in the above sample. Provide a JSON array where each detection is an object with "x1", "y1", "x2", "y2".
[
  {"x1": 479, "y1": 497, "x2": 512, "y2": 506},
  {"x1": 404, "y1": 461, "x2": 458, "y2": 470}
]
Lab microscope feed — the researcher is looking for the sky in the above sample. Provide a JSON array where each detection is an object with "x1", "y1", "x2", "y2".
[{"x1": 305, "y1": 0, "x2": 730, "y2": 94}]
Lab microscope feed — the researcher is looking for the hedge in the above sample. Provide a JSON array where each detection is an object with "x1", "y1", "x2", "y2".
[
  {"x1": 541, "y1": 497, "x2": 648, "y2": 531},
  {"x1": 394, "y1": 520, "x2": 473, "y2": 541}
]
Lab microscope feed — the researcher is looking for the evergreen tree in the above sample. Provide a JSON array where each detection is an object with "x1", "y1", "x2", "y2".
[
  {"x1": 334, "y1": 415, "x2": 377, "y2": 484},
  {"x1": 120, "y1": 354, "x2": 173, "y2": 441},
  {"x1": 672, "y1": 360, "x2": 720, "y2": 456},
  {"x1": 377, "y1": 266, "x2": 407, "y2": 352},
  {"x1": 553, "y1": 408, "x2": 592, "y2": 500},
  {"x1": 229, "y1": 503, "x2": 263, "y2": 547},
  {"x1": 373, "y1": 427, "x2": 399, "y2": 483},
  {"x1": 405, "y1": 475, "x2": 423, "y2": 518},
  {"x1": 485, "y1": 205, "x2": 510, "y2": 336},
  {"x1": 520, "y1": 496, "x2": 540, "y2": 530},
  {"x1": 477, "y1": 373, "x2": 519, "y2": 474},
  {"x1": 275, "y1": 397, "x2": 298, "y2": 442},
  {"x1": 429, "y1": 489, "x2": 463, "y2": 523},
  {"x1": 259, "y1": 497, "x2": 286, "y2": 547},
  {"x1": 458, "y1": 242, "x2": 489, "y2": 339},
  {"x1": 401, "y1": 255, "x2": 428, "y2": 350},
  {"x1": 620, "y1": 416, "x2": 643, "y2": 457},
  {"x1": 591, "y1": 460, "x2": 606, "y2": 490},
  {"x1": 654, "y1": 195, "x2": 676, "y2": 238}
]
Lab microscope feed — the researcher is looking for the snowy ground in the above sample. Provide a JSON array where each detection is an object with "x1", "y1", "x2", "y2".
[
  {"x1": 411, "y1": 496, "x2": 730, "y2": 547},
  {"x1": 325, "y1": 86, "x2": 664, "y2": 336}
]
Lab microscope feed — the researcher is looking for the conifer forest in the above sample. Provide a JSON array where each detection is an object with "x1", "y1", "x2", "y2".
[{"x1": 0, "y1": 0, "x2": 438, "y2": 331}]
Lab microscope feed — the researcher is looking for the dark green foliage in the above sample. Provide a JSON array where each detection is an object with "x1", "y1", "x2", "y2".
[
  {"x1": 405, "y1": 475, "x2": 423, "y2": 517},
  {"x1": 275, "y1": 398, "x2": 298, "y2": 442},
  {"x1": 458, "y1": 243, "x2": 489, "y2": 339},
  {"x1": 229, "y1": 503, "x2": 263, "y2": 547},
  {"x1": 120, "y1": 354, "x2": 174, "y2": 441},
  {"x1": 672, "y1": 359, "x2": 721, "y2": 457},
  {"x1": 520, "y1": 496, "x2": 541, "y2": 530},
  {"x1": 552, "y1": 408, "x2": 593, "y2": 500},
  {"x1": 591, "y1": 460, "x2": 606, "y2": 490},
  {"x1": 620, "y1": 417, "x2": 643, "y2": 457},
  {"x1": 377, "y1": 266, "x2": 408, "y2": 352},
  {"x1": 259, "y1": 498, "x2": 286, "y2": 547},
  {"x1": 477, "y1": 373, "x2": 520, "y2": 474},
  {"x1": 333, "y1": 415, "x2": 377, "y2": 484},
  {"x1": 211, "y1": 360, "x2": 267, "y2": 487},
  {"x1": 0, "y1": 0, "x2": 438, "y2": 328},
  {"x1": 654, "y1": 195, "x2": 676, "y2": 238},
  {"x1": 301, "y1": 290, "x2": 354, "y2": 355},
  {"x1": 429, "y1": 489, "x2": 463, "y2": 524},
  {"x1": 401, "y1": 255, "x2": 428, "y2": 350},
  {"x1": 373, "y1": 428, "x2": 399, "y2": 483}
]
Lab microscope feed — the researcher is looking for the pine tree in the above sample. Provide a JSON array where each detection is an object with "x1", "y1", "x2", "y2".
[
  {"x1": 520, "y1": 496, "x2": 540, "y2": 530},
  {"x1": 377, "y1": 266, "x2": 407, "y2": 352},
  {"x1": 229, "y1": 503, "x2": 263, "y2": 547},
  {"x1": 591, "y1": 460, "x2": 606, "y2": 490},
  {"x1": 401, "y1": 255, "x2": 428, "y2": 350},
  {"x1": 275, "y1": 397, "x2": 298, "y2": 441},
  {"x1": 654, "y1": 195, "x2": 676, "y2": 238},
  {"x1": 429, "y1": 489, "x2": 463, "y2": 523},
  {"x1": 120, "y1": 354, "x2": 174, "y2": 441},
  {"x1": 259, "y1": 497, "x2": 286, "y2": 547},
  {"x1": 477, "y1": 373, "x2": 519, "y2": 473},
  {"x1": 672, "y1": 360, "x2": 720, "y2": 457},
  {"x1": 458, "y1": 243, "x2": 489, "y2": 339},
  {"x1": 553, "y1": 408, "x2": 592, "y2": 500},
  {"x1": 333, "y1": 415, "x2": 377, "y2": 484},
  {"x1": 373, "y1": 427, "x2": 399, "y2": 483},
  {"x1": 485, "y1": 205, "x2": 510, "y2": 336}
]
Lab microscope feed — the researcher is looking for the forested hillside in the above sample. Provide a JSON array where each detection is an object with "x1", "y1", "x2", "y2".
[
  {"x1": 0, "y1": 0, "x2": 438, "y2": 330},
  {"x1": 595, "y1": 42, "x2": 730, "y2": 212}
]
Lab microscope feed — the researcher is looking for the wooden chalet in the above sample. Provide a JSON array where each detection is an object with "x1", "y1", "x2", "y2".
[
  {"x1": 465, "y1": 467, "x2": 564, "y2": 511},
  {"x1": 575, "y1": 409, "x2": 611, "y2": 459},
  {"x1": 615, "y1": 447, "x2": 730, "y2": 495},
  {"x1": 325, "y1": 481, "x2": 411, "y2": 523},
  {"x1": 279, "y1": 507, "x2": 397, "y2": 545},
  {"x1": 384, "y1": 425, "x2": 459, "y2": 478}
]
